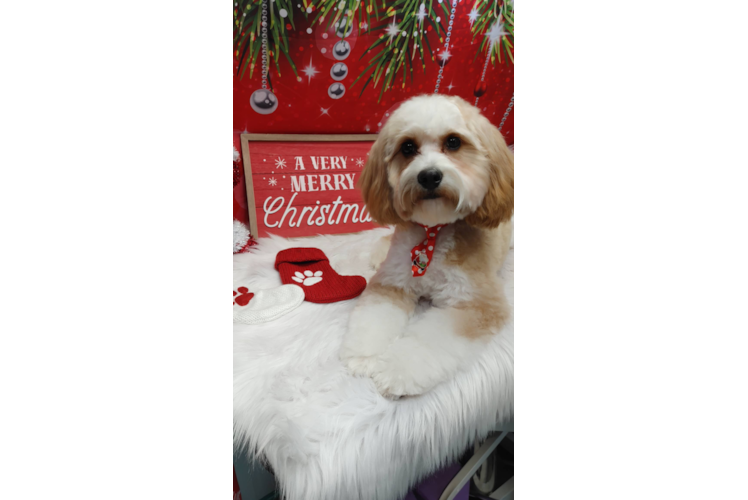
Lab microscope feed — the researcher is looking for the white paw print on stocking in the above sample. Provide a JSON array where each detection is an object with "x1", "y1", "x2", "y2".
[{"x1": 292, "y1": 270, "x2": 323, "y2": 286}]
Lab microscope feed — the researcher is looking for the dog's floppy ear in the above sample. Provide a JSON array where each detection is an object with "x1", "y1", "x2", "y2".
[
  {"x1": 358, "y1": 135, "x2": 403, "y2": 225},
  {"x1": 464, "y1": 113, "x2": 514, "y2": 229}
]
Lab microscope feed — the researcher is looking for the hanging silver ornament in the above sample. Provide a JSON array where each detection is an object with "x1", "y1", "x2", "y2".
[
  {"x1": 328, "y1": 83, "x2": 346, "y2": 99},
  {"x1": 330, "y1": 62, "x2": 348, "y2": 81},
  {"x1": 250, "y1": 89, "x2": 278, "y2": 114},
  {"x1": 335, "y1": 17, "x2": 353, "y2": 38},
  {"x1": 333, "y1": 40, "x2": 351, "y2": 60}
]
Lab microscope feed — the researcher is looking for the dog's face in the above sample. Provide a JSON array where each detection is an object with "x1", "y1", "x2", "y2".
[{"x1": 359, "y1": 95, "x2": 513, "y2": 228}]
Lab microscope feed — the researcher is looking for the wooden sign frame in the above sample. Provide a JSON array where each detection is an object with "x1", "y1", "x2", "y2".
[{"x1": 240, "y1": 133, "x2": 379, "y2": 238}]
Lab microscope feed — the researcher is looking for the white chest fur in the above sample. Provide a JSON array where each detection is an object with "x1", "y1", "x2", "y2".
[{"x1": 373, "y1": 224, "x2": 475, "y2": 307}]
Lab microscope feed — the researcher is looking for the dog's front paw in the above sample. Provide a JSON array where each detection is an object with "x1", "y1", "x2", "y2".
[
  {"x1": 369, "y1": 352, "x2": 437, "y2": 399},
  {"x1": 341, "y1": 352, "x2": 381, "y2": 378},
  {"x1": 371, "y1": 365, "x2": 427, "y2": 399},
  {"x1": 368, "y1": 337, "x2": 449, "y2": 398},
  {"x1": 342, "y1": 303, "x2": 407, "y2": 360}
]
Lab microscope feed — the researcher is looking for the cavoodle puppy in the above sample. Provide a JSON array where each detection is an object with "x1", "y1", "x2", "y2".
[{"x1": 340, "y1": 94, "x2": 514, "y2": 398}]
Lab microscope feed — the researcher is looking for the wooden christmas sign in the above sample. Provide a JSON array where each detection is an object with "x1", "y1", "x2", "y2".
[{"x1": 240, "y1": 134, "x2": 379, "y2": 238}]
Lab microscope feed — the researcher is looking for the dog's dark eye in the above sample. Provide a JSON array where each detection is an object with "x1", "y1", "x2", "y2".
[
  {"x1": 445, "y1": 136, "x2": 461, "y2": 151},
  {"x1": 401, "y1": 140, "x2": 417, "y2": 157}
]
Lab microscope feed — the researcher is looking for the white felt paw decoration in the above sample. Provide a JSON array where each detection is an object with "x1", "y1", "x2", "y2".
[{"x1": 292, "y1": 270, "x2": 323, "y2": 286}]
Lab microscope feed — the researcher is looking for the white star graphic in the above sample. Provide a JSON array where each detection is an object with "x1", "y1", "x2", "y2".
[
  {"x1": 274, "y1": 157, "x2": 287, "y2": 169},
  {"x1": 268, "y1": 177, "x2": 278, "y2": 186},
  {"x1": 354, "y1": 157, "x2": 364, "y2": 167},
  {"x1": 486, "y1": 21, "x2": 508, "y2": 48},
  {"x1": 360, "y1": 21, "x2": 368, "y2": 30},
  {"x1": 416, "y1": 3, "x2": 427, "y2": 24},
  {"x1": 467, "y1": 7, "x2": 479, "y2": 26},
  {"x1": 446, "y1": 81, "x2": 455, "y2": 92},
  {"x1": 301, "y1": 56, "x2": 319, "y2": 84},
  {"x1": 385, "y1": 17, "x2": 401, "y2": 39},
  {"x1": 320, "y1": 107, "x2": 330, "y2": 117},
  {"x1": 438, "y1": 49, "x2": 452, "y2": 63}
]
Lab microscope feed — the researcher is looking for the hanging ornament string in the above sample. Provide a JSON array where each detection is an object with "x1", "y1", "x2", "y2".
[
  {"x1": 434, "y1": 0, "x2": 458, "y2": 94},
  {"x1": 260, "y1": 0, "x2": 269, "y2": 92},
  {"x1": 470, "y1": 8, "x2": 513, "y2": 137},
  {"x1": 475, "y1": 10, "x2": 505, "y2": 107},
  {"x1": 498, "y1": 93, "x2": 514, "y2": 132},
  {"x1": 250, "y1": 0, "x2": 279, "y2": 115},
  {"x1": 473, "y1": 50, "x2": 492, "y2": 106}
]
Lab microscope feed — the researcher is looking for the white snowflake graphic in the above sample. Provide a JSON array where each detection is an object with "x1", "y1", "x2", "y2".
[
  {"x1": 438, "y1": 49, "x2": 452, "y2": 64},
  {"x1": 268, "y1": 177, "x2": 278, "y2": 186},
  {"x1": 385, "y1": 17, "x2": 401, "y2": 39},
  {"x1": 354, "y1": 157, "x2": 364, "y2": 168},
  {"x1": 416, "y1": 4, "x2": 427, "y2": 25},
  {"x1": 274, "y1": 157, "x2": 287, "y2": 169},
  {"x1": 301, "y1": 55, "x2": 319, "y2": 84},
  {"x1": 486, "y1": 21, "x2": 508, "y2": 48},
  {"x1": 467, "y1": 7, "x2": 479, "y2": 26}
]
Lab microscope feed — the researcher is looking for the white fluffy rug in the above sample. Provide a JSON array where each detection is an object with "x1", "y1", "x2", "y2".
[{"x1": 234, "y1": 227, "x2": 514, "y2": 500}]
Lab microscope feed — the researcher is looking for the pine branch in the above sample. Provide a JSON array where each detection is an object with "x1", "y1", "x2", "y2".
[
  {"x1": 351, "y1": 0, "x2": 448, "y2": 101},
  {"x1": 469, "y1": 0, "x2": 514, "y2": 67},
  {"x1": 310, "y1": 0, "x2": 378, "y2": 34},
  {"x1": 234, "y1": 0, "x2": 305, "y2": 83}
]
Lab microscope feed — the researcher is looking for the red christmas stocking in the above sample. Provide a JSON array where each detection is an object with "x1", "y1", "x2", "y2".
[{"x1": 275, "y1": 247, "x2": 366, "y2": 304}]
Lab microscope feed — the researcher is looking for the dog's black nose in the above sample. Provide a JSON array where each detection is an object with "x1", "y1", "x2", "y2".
[{"x1": 417, "y1": 169, "x2": 443, "y2": 190}]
